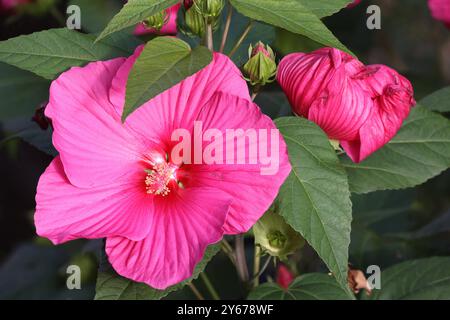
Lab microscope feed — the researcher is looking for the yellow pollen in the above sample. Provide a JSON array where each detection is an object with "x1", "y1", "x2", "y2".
[{"x1": 145, "y1": 162, "x2": 176, "y2": 196}]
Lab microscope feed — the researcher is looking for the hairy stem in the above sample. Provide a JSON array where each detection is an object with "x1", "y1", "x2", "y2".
[
  {"x1": 200, "y1": 272, "x2": 220, "y2": 300},
  {"x1": 253, "y1": 245, "x2": 261, "y2": 287},
  {"x1": 188, "y1": 283, "x2": 205, "y2": 300},
  {"x1": 220, "y1": 5, "x2": 233, "y2": 53},
  {"x1": 229, "y1": 21, "x2": 253, "y2": 58},
  {"x1": 235, "y1": 234, "x2": 249, "y2": 282}
]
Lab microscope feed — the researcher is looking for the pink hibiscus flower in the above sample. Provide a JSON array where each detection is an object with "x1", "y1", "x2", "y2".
[
  {"x1": 428, "y1": 0, "x2": 450, "y2": 28},
  {"x1": 35, "y1": 46, "x2": 291, "y2": 289},
  {"x1": 134, "y1": 3, "x2": 182, "y2": 36},
  {"x1": 277, "y1": 48, "x2": 415, "y2": 163}
]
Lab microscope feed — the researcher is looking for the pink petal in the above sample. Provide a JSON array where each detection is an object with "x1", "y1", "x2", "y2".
[
  {"x1": 186, "y1": 92, "x2": 291, "y2": 234},
  {"x1": 46, "y1": 58, "x2": 147, "y2": 189},
  {"x1": 308, "y1": 68, "x2": 373, "y2": 141},
  {"x1": 109, "y1": 49, "x2": 251, "y2": 150},
  {"x1": 343, "y1": 65, "x2": 415, "y2": 162},
  {"x1": 35, "y1": 157, "x2": 154, "y2": 244},
  {"x1": 105, "y1": 187, "x2": 231, "y2": 289}
]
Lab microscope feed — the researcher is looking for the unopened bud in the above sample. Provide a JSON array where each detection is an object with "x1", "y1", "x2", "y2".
[
  {"x1": 185, "y1": 6, "x2": 206, "y2": 38},
  {"x1": 253, "y1": 206, "x2": 304, "y2": 260},
  {"x1": 243, "y1": 42, "x2": 277, "y2": 87},
  {"x1": 143, "y1": 10, "x2": 169, "y2": 31},
  {"x1": 193, "y1": 0, "x2": 224, "y2": 23}
]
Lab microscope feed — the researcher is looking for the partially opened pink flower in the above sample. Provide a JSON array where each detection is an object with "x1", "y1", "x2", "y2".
[
  {"x1": 134, "y1": 3, "x2": 181, "y2": 36},
  {"x1": 277, "y1": 48, "x2": 415, "y2": 163},
  {"x1": 35, "y1": 46, "x2": 291, "y2": 289},
  {"x1": 428, "y1": 0, "x2": 450, "y2": 28}
]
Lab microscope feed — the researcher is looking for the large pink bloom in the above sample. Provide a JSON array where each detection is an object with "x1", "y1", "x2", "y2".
[
  {"x1": 428, "y1": 0, "x2": 450, "y2": 28},
  {"x1": 35, "y1": 47, "x2": 291, "y2": 289},
  {"x1": 277, "y1": 48, "x2": 415, "y2": 163},
  {"x1": 134, "y1": 3, "x2": 181, "y2": 36}
]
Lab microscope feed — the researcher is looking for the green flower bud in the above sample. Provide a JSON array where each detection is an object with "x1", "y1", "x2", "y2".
[
  {"x1": 243, "y1": 42, "x2": 278, "y2": 87},
  {"x1": 185, "y1": 6, "x2": 206, "y2": 38},
  {"x1": 193, "y1": 0, "x2": 224, "y2": 23},
  {"x1": 253, "y1": 205, "x2": 304, "y2": 260},
  {"x1": 143, "y1": 10, "x2": 169, "y2": 31}
]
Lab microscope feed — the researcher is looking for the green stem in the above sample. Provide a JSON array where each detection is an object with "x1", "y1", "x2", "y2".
[
  {"x1": 229, "y1": 21, "x2": 253, "y2": 58},
  {"x1": 204, "y1": 15, "x2": 214, "y2": 52},
  {"x1": 235, "y1": 234, "x2": 249, "y2": 282},
  {"x1": 200, "y1": 272, "x2": 220, "y2": 300},
  {"x1": 220, "y1": 4, "x2": 233, "y2": 53},
  {"x1": 221, "y1": 239, "x2": 236, "y2": 265},
  {"x1": 253, "y1": 245, "x2": 261, "y2": 287},
  {"x1": 188, "y1": 283, "x2": 205, "y2": 300}
]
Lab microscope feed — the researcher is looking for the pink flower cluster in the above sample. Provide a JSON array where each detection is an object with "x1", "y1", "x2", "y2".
[{"x1": 277, "y1": 48, "x2": 415, "y2": 162}]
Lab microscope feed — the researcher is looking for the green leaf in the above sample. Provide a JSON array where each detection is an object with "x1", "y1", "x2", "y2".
[
  {"x1": 0, "y1": 28, "x2": 138, "y2": 80},
  {"x1": 248, "y1": 273, "x2": 352, "y2": 300},
  {"x1": 229, "y1": 0, "x2": 351, "y2": 54},
  {"x1": 96, "y1": 0, "x2": 179, "y2": 41},
  {"x1": 275, "y1": 117, "x2": 353, "y2": 297},
  {"x1": 419, "y1": 86, "x2": 450, "y2": 113},
  {"x1": 0, "y1": 63, "x2": 50, "y2": 120},
  {"x1": 342, "y1": 106, "x2": 450, "y2": 194},
  {"x1": 299, "y1": 0, "x2": 353, "y2": 18},
  {"x1": 94, "y1": 244, "x2": 220, "y2": 300},
  {"x1": 366, "y1": 257, "x2": 450, "y2": 300},
  {"x1": 123, "y1": 37, "x2": 212, "y2": 121}
]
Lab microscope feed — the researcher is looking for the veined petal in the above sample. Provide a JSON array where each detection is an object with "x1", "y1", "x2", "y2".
[
  {"x1": 185, "y1": 92, "x2": 291, "y2": 234},
  {"x1": 35, "y1": 157, "x2": 153, "y2": 244},
  {"x1": 109, "y1": 49, "x2": 251, "y2": 150},
  {"x1": 46, "y1": 58, "x2": 145, "y2": 188},
  {"x1": 105, "y1": 187, "x2": 231, "y2": 289}
]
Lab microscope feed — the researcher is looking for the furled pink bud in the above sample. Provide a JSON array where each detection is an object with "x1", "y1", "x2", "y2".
[
  {"x1": 276, "y1": 264, "x2": 294, "y2": 290},
  {"x1": 243, "y1": 42, "x2": 277, "y2": 87},
  {"x1": 428, "y1": 0, "x2": 450, "y2": 29},
  {"x1": 277, "y1": 48, "x2": 415, "y2": 163},
  {"x1": 134, "y1": 3, "x2": 181, "y2": 36},
  {"x1": 347, "y1": 0, "x2": 362, "y2": 9}
]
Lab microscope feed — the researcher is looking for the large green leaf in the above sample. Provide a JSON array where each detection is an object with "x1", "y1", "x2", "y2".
[
  {"x1": 342, "y1": 106, "x2": 450, "y2": 194},
  {"x1": 248, "y1": 273, "x2": 351, "y2": 300},
  {"x1": 366, "y1": 257, "x2": 450, "y2": 300},
  {"x1": 96, "y1": 0, "x2": 179, "y2": 41},
  {"x1": 0, "y1": 28, "x2": 138, "y2": 80},
  {"x1": 299, "y1": 0, "x2": 353, "y2": 18},
  {"x1": 275, "y1": 117, "x2": 353, "y2": 297},
  {"x1": 0, "y1": 63, "x2": 50, "y2": 120},
  {"x1": 123, "y1": 37, "x2": 212, "y2": 121},
  {"x1": 94, "y1": 244, "x2": 220, "y2": 300},
  {"x1": 419, "y1": 86, "x2": 450, "y2": 113},
  {"x1": 229, "y1": 0, "x2": 351, "y2": 54}
]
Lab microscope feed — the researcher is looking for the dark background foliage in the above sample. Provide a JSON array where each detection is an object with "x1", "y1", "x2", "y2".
[{"x1": 0, "y1": 0, "x2": 448, "y2": 299}]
